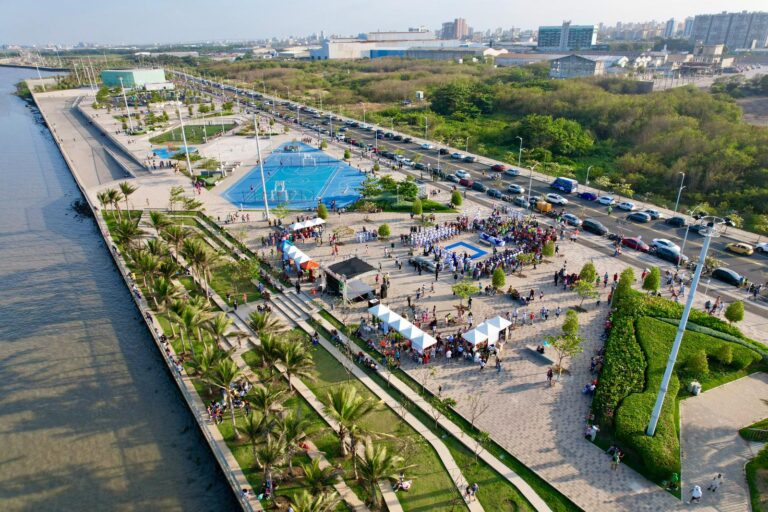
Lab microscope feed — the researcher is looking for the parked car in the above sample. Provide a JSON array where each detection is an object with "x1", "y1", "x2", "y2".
[
  {"x1": 725, "y1": 242, "x2": 754, "y2": 255},
  {"x1": 545, "y1": 193, "x2": 568, "y2": 205},
  {"x1": 504, "y1": 168, "x2": 521, "y2": 177},
  {"x1": 651, "y1": 239, "x2": 680, "y2": 252},
  {"x1": 622, "y1": 237, "x2": 650, "y2": 252},
  {"x1": 756, "y1": 242, "x2": 768, "y2": 254},
  {"x1": 626, "y1": 212, "x2": 651, "y2": 223},
  {"x1": 421, "y1": 143, "x2": 434, "y2": 150},
  {"x1": 578, "y1": 192, "x2": 597, "y2": 201},
  {"x1": 414, "y1": 162, "x2": 426, "y2": 170},
  {"x1": 641, "y1": 209, "x2": 663, "y2": 220},
  {"x1": 597, "y1": 196, "x2": 616, "y2": 206},
  {"x1": 665, "y1": 216, "x2": 687, "y2": 227},
  {"x1": 490, "y1": 164, "x2": 506, "y2": 172},
  {"x1": 654, "y1": 246, "x2": 688, "y2": 265},
  {"x1": 487, "y1": 188, "x2": 503, "y2": 198},
  {"x1": 617, "y1": 201, "x2": 636, "y2": 211},
  {"x1": 393, "y1": 134, "x2": 403, "y2": 141},
  {"x1": 562, "y1": 213, "x2": 582, "y2": 226},
  {"x1": 507, "y1": 184, "x2": 525, "y2": 194},
  {"x1": 712, "y1": 268, "x2": 745, "y2": 287},
  {"x1": 459, "y1": 178, "x2": 474, "y2": 188},
  {"x1": 472, "y1": 182, "x2": 488, "y2": 193},
  {"x1": 513, "y1": 196, "x2": 529, "y2": 208},
  {"x1": 582, "y1": 218, "x2": 608, "y2": 236},
  {"x1": 455, "y1": 169, "x2": 470, "y2": 179},
  {"x1": 463, "y1": 155, "x2": 477, "y2": 163},
  {"x1": 403, "y1": 137, "x2": 413, "y2": 143},
  {"x1": 401, "y1": 159, "x2": 414, "y2": 167},
  {"x1": 451, "y1": 152, "x2": 464, "y2": 160},
  {"x1": 447, "y1": 175, "x2": 459, "y2": 183},
  {"x1": 409, "y1": 255, "x2": 436, "y2": 272},
  {"x1": 438, "y1": 148, "x2": 450, "y2": 155}
]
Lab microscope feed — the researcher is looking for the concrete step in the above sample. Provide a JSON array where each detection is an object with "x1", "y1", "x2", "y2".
[
  {"x1": 271, "y1": 294, "x2": 308, "y2": 321},
  {"x1": 284, "y1": 290, "x2": 317, "y2": 316}
]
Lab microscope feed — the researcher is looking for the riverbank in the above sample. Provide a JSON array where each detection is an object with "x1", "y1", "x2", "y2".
[{"x1": 29, "y1": 84, "x2": 250, "y2": 511}]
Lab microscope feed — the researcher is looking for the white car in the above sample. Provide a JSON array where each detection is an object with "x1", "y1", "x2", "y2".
[
  {"x1": 504, "y1": 168, "x2": 521, "y2": 177},
  {"x1": 402, "y1": 159, "x2": 414, "y2": 167},
  {"x1": 455, "y1": 170, "x2": 471, "y2": 179},
  {"x1": 546, "y1": 193, "x2": 569, "y2": 205},
  {"x1": 756, "y1": 242, "x2": 768, "y2": 254},
  {"x1": 420, "y1": 143, "x2": 434, "y2": 150},
  {"x1": 507, "y1": 184, "x2": 525, "y2": 194},
  {"x1": 651, "y1": 239, "x2": 680, "y2": 252},
  {"x1": 451, "y1": 152, "x2": 464, "y2": 160},
  {"x1": 597, "y1": 196, "x2": 616, "y2": 206},
  {"x1": 617, "y1": 201, "x2": 636, "y2": 211}
]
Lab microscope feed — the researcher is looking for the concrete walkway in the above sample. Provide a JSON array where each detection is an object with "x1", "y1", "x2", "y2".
[{"x1": 680, "y1": 372, "x2": 768, "y2": 511}]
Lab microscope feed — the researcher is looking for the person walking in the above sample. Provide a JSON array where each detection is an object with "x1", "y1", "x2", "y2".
[
  {"x1": 688, "y1": 484, "x2": 703, "y2": 504},
  {"x1": 546, "y1": 367, "x2": 554, "y2": 386},
  {"x1": 495, "y1": 358, "x2": 501, "y2": 373},
  {"x1": 707, "y1": 474, "x2": 722, "y2": 493},
  {"x1": 611, "y1": 450, "x2": 623, "y2": 471}
]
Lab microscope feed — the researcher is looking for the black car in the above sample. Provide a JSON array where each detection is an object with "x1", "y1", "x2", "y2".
[
  {"x1": 403, "y1": 137, "x2": 413, "y2": 143},
  {"x1": 393, "y1": 134, "x2": 403, "y2": 141},
  {"x1": 654, "y1": 246, "x2": 688, "y2": 265},
  {"x1": 513, "y1": 196, "x2": 528, "y2": 208},
  {"x1": 665, "y1": 216, "x2": 686, "y2": 227},
  {"x1": 582, "y1": 218, "x2": 608, "y2": 236},
  {"x1": 381, "y1": 151, "x2": 395, "y2": 159},
  {"x1": 626, "y1": 212, "x2": 651, "y2": 223},
  {"x1": 711, "y1": 268, "x2": 744, "y2": 287},
  {"x1": 446, "y1": 175, "x2": 459, "y2": 183},
  {"x1": 414, "y1": 162, "x2": 426, "y2": 170},
  {"x1": 472, "y1": 182, "x2": 488, "y2": 192},
  {"x1": 487, "y1": 188, "x2": 503, "y2": 198},
  {"x1": 438, "y1": 148, "x2": 450, "y2": 155}
]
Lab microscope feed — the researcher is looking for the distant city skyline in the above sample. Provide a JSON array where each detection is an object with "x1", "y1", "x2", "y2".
[{"x1": 2, "y1": 0, "x2": 768, "y2": 46}]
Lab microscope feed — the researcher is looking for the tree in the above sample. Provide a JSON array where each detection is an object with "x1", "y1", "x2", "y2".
[
  {"x1": 324, "y1": 386, "x2": 379, "y2": 457},
  {"x1": 161, "y1": 224, "x2": 187, "y2": 254},
  {"x1": 320, "y1": 140, "x2": 328, "y2": 149},
  {"x1": 105, "y1": 188, "x2": 123, "y2": 220},
  {"x1": 272, "y1": 202, "x2": 290, "y2": 222},
  {"x1": 593, "y1": 175, "x2": 612, "y2": 190},
  {"x1": 429, "y1": 396, "x2": 457, "y2": 429},
  {"x1": 714, "y1": 344, "x2": 733, "y2": 365},
  {"x1": 238, "y1": 411, "x2": 267, "y2": 459},
  {"x1": 251, "y1": 333, "x2": 285, "y2": 380},
  {"x1": 300, "y1": 459, "x2": 339, "y2": 494},
  {"x1": 343, "y1": 149, "x2": 351, "y2": 160},
  {"x1": 452, "y1": 278, "x2": 479, "y2": 308},
  {"x1": 317, "y1": 202, "x2": 329, "y2": 220},
  {"x1": 203, "y1": 359, "x2": 243, "y2": 437},
  {"x1": 411, "y1": 198, "x2": 423, "y2": 217},
  {"x1": 205, "y1": 312, "x2": 243, "y2": 348},
  {"x1": 249, "y1": 311, "x2": 286, "y2": 337},
  {"x1": 168, "y1": 185, "x2": 185, "y2": 211},
  {"x1": 724, "y1": 213, "x2": 743, "y2": 234},
  {"x1": 579, "y1": 261, "x2": 597, "y2": 284},
  {"x1": 377, "y1": 224, "x2": 390, "y2": 238},
  {"x1": 466, "y1": 393, "x2": 491, "y2": 429},
  {"x1": 357, "y1": 439, "x2": 405, "y2": 510},
  {"x1": 360, "y1": 175, "x2": 382, "y2": 197},
  {"x1": 255, "y1": 434, "x2": 287, "y2": 483},
  {"x1": 148, "y1": 211, "x2": 171, "y2": 233},
  {"x1": 574, "y1": 280, "x2": 598, "y2": 307},
  {"x1": 753, "y1": 214, "x2": 768, "y2": 242},
  {"x1": 289, "y1": 489, "x2": 341, "y2": 512},
  {"x1": 151, "y1": 277, "x2": 180, "y2": 312},
  {"x1": 547, "y1": 334, "x2": 585, "y2": 379},
  {"x1": 724, "y1": 301, "x2": 744, "y2": 325},
  {"x1": 277, "y1": 408, "x2": 311, "y2": 476},
  {"x1": 685, "y1": 349, "x2": 709, "y2": 377},
  {"x1": 113, "y1": 219, "x2": 145, "y2": 249},
  {"x1": 451, "y1": 190, "x2": 463, "y2": 206},
  {"x1": 614, "y1": 267, "x2": 636, "y2": 303},
  {"x1": 474, "y1": 431, "x2": 491, "y2": 463},
  {"x1": 188, "y1": 342, "x2": 227, "y2": 394},
  {"x1": 561, "y1": 309, "x2": 579, "y2": 337},
  {"x1": 277, "y1": 341, "x2": 315, "y2": 392},
  {"x1": 250, "y1": 384, "x2": 286, "y2": 418},
  {"x1": 642, "y1": 266, "x2": 661, "y2": 293},
  {"x1": 542, "y1": 240, "x2": 555, "y2": 257},
  {"x1": 491, "y1": 267, "x2": 506, "y2": 290}
]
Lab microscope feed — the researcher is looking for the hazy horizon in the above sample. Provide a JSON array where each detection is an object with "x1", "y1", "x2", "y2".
[{"x1": 3, "y1": 0, "x2": 768, "y2": 46}]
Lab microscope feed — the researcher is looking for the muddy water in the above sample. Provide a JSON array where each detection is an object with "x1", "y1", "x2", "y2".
[{"x1": 0, "y1": 68, "x2": 236, "y2": 511}]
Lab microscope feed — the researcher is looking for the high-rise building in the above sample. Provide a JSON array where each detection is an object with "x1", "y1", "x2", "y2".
[
  {"x1": 440, "y1": 18, "x2": 470, "y2": 40},
  {"x1": 441, "y1": 22, "x2": 455, "y2": 40},
  {"x1": 683, "y1": 17, "x2": 695, "y2": 38},
  {"x1": 664, "y1": 19, "x2": 676, "y2": 38},
  {"x1": 537, "y1": 21, "x2": 597, "y2": 50},
  {"x1": 691, "y1": 11, "x2": 768, "y2": 49}
]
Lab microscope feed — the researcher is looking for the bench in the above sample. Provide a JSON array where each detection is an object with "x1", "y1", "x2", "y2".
[{"x1": 526, "y1": 344, "x2": 556, "y2": 365}]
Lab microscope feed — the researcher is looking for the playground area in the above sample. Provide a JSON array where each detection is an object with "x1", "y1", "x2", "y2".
[{"x1": 222, "y1": 141, "x2": 365, "y2": 210}]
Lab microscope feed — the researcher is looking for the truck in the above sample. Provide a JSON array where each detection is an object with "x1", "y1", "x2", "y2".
[{"x1": 550, "y1": 177, "x2": 579, "y2": 194}]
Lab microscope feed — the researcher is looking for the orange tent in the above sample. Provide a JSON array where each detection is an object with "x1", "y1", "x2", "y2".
[{"x1": 301, "y1": 260, "x2": 320, "y2": 270}]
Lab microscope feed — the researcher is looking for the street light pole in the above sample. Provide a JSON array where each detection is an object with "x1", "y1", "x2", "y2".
[
  {"x1": 647, "y1": 219, "x2": 720, "y2": 436},
  {"x1": 516, "y1": 136, "x2": 523, "y2": 168},
  {"x1": 585, "y1": 165, "x2": 593, "y2": 186},
  {"x1": 423, "y1": 116, "x2": 428, "y2": 140},
  {"x1": 465, "y1": 136, "x2": 470, "y2": 153},
  {"x1": 176, "y1": 101, "x2": 193, "y2": 178},
  {"x1": 254, "y1": 113, "x2": 271, "y2": 221},
  {"x1": 119, "y1": 77, "x2": 135, "y2": 134},
  {"x1": 527, "y1": 162, "x2": 539, "y2": 206},
  {"x1": 674, "y1": 172, "x2": 685, "y2": 213}
]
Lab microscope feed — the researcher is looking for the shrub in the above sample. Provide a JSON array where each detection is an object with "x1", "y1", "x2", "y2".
[
  {"x1": 378, "y1": 224, "x2": 390, "y2": 238},
  {"x1": 542, "y1": 240, "x2": 555, "y2": 257},
  {"x1": 411, "y1": 198, "x2": 423, "y2": 216},
  {"x1": 714, "y1": 344, "x2": 733, "y2": 366},
  {"x1": 579, "y1": 261, "x2": 597, "y2": 284},
  {"x1": 562, "y1": 309, "x2": 579, "y2": 337},
  {"x1": 725, "y1": 301, "x2": 744, "y2": 325},
  {"x1": 685, "y1": 349, "x2": 709, "y2": 377},
  {"x1": 344, "y1": 149, "x2": 351, "y2": 160},
  {"x1": 451, "y1": 190, "x2": 462, "y2": 206},
  {"x1": 613, "y1": 267, "x2": 635, "y2": 305},
  {"x1": 317, "y1": 203, "x2": 329, "y2": 220},
  {"x1": 492, "y1": 267, "x2": 505, "y2": 290},
  {"x1": 642, "y1": 267, "x2": 661, "y2": 293}
]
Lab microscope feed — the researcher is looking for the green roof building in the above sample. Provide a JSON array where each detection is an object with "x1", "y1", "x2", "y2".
[{"x1": 100, "y1": 69, "x2": 166, "y2": 88}]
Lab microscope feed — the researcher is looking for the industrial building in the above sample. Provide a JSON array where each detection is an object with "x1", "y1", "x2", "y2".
[
  {"x1": 538, "y1": 21, "x2": 597, "y2": 51},
  {"x1": 100, "y1": 69, "x2": 166, "y2": 88},
  {"x1": 495, "y1": 53, "x2": 562, "y2": 67},
  {"x1": 549, "y1": 54, "x2": 606, "y2": 78},
  {"x1": 691, "y1": 11, "x2": 768, "y2": 49},
  {"x1": 310, "y1": 30, "x2": 471, "y2": 60}
]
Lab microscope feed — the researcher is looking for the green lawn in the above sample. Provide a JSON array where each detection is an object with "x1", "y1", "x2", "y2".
[
  {"x1": 741, "y1": 417, "x2": 768, "y2": 512},
  {"x1": 150, "y1": 123, "x2": 235, "y2": 144}
]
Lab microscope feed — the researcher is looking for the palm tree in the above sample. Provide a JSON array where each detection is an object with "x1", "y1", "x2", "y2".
[
  {"x1": 277, "y1": 341, "x2": 314, "y2": 392},
  {"x1": 205, "y1": 312, "x2": 245, "y2": 348},
  {"x1": 151, "y1": 277, "x2": 180, "y2": 312},
  {"x1": 357, "y1": 439, "x2": 405, "y2": 510},
  {"x1": 255, "y1": 434, "x2": 286, "y2": 483},
  {"x1": 187, "y1": 342, "x2": 227, "y2": 393},
  {"x1": 181, "y1": 238, "x2": 219, "y2": 300},
  {"x1": 146, "y1": 238, "x2": 168, "y2": 257},
  {"x1": 157, "y1": 258, "x2": 180, "y2": 280},
  {"x1": 119, "y1": 181, "x2": 137, "y2": 218},
  {"x1": 177, "y1": 305, "x2": 207, "y2": 356},
  {"x1": 113, "y1": 218, "x2": 145, "y2": 249},
  {"x1": 105, "y1": 188, "x2": 123, "y2": 221},
  {"x1": 289, "y1": 489, "x2": 341, "y2": 512},
  {"x1": 148, "y1": 210, "x2": 171, "y2": 233},
  {"x1": 300, "y1": 459, "x2": 339, "y2": 495},
  {"x1": 168, "y1": 299, "x2": 186, "y2": 340},
  {"x1": 325, "y1": 386, "x2": 380, "y2": 457},
  {"x1": 250, "y1": 383, "x2": 286, "y2": 417},
  {"x1": 132, "y1": 250, "x2": 160, "y2": 288},
  {"x1": 97, "y1": 191, "x2": 111, "y2": 213},
  {"x1": 203, "y1": 358, "x2": 243, "y2": 437},
  {"x1": 248, "y1": 311, "x2": 287, "y2": 337},
  {"x1": 277, "y1": 408, "x2": 311, "y2": 476},
  {"x1": 238, "y1": 411, "x2": 267, "y2": 459},
  {"x1": 162, "y1": 224, "x2": 188, "y2": 255},
  {"x1": 251, "y1": 333, "x2": 284, "y2": 380}
]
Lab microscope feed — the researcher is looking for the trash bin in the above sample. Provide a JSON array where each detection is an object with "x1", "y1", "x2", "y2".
[{"x1": 688, "y1": 381, "x2": 701, "y2": 396}]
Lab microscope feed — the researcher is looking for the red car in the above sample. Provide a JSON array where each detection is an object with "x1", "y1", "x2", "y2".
[
  {"x1": 459, "y1": 178, "x2": 474, "y2": 188},
  {"x1": 621, "y1": 237, "x2": 650, "y2": 252},
  {"x1": 490, "y1": 164, "x2": 506, "y2": 172}
]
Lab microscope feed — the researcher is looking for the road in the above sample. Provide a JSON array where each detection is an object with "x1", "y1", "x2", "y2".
[{"x1": 170, "y1": 70, "x2": 768, "y2": 296}]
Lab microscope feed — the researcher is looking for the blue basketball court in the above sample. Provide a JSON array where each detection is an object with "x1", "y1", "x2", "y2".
[
  {"x1": 222, "y1": 142, "x2": 365, "y2": 210},
  {"x1": 445, "y1": 241, "x2": 488, "y2": 260}
]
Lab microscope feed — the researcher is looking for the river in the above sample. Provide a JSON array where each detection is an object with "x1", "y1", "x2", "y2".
[{"x1": 0, "y1": 68, "x2": 236, "y2": 511}]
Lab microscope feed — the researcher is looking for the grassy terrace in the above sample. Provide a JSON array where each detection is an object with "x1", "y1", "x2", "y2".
[
  {"x1": 150, "y1": 123, "x2": 235, "y2": 145},
  {"x1": 741, "y1": 418, "x2": 768, "y2": 512}
]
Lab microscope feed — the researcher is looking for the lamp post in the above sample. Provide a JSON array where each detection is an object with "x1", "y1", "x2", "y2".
[
  {"x1": 254, "y1": 114, "x2": 271, "y2": 221},
  {"x1": 516, "y1": 136, "x2": 523, "y2": 168},
  {"x1": 527, "y1": 162, "x2": 540, "y2": 207},
  {"x1": 118, "y1": 77, "x2": 135, "y2": 134},
  {"x1": 176, "y1": 101, "x2": 193, "y2": 178},
  {"x1": 465, "y1": 136, "x2": 470, "y2": 153},
  {"x1": 674, "y1": 172, "x2": 685, "y2": 213},
  {"x1": 585, "y1": 165, "x2": 593, "y2": 186},
  {"x1": 423, "y1": 116, "x2": 428, "y2": 140},
  {"x1": 647, "y1": 217, "x2": 722, "y2": 436}
]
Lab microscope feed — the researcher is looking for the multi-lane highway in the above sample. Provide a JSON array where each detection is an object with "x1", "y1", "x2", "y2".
[{"x1": 170, "y1": 70, "x2": 768, "y2": 293}]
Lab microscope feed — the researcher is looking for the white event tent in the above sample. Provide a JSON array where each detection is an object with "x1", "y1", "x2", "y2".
[
  {"x1": 289, "y1": 218, "x2": 325, "y2": 231},
  {"x1": 367, "y1": 304, "x2": 437, "y2": 354}
]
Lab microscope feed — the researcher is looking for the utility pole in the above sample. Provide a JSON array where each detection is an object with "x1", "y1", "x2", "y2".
[
  {"x1": 674, "y1": 172, "x2": 685, "y2": 213},
  {"x1": 254, "y1": 114, "x2": 271, "y2": 220},
  {"x1": 176, "y1": 101, "x2": 194, "y2": 178},
  {"x1": 118, "y1": 77, "x2": 135, "y2": 134},
  {"x1": 516, "y1": 136, "x2": 523, "y2": 168}
]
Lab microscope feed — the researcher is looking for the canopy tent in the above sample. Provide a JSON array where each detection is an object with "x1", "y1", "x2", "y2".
[
  {"x1": 476, "y1": 323, "x2": 500, "y2": 344},
  {"x1": 387, "y1": 317, "x2": 411, "y2": 332},
  {"x1": 301, "y1": 260, "x2": 320, "y2": 270},
  {"x1": 462, "y1": 329, "x2": 488, "y2": 346},
  {"x1": 289, "y1": 218, "x2": 326, "y2": 231},
  {"x1": 398, "y1": 324, "x2": 421, "y2": 340},
  {"x1": 411, "y1": 333, "x2": 437, "y2": 353},
  {"x1": 368, "y1": 304, "x2": 391, "y2": 317},
  {"x1": 378, "y1": 310, "x2": 400, "y2": 324},
  {"x1": 487, "y1": 316, "x2": 512, "y2": 331}
]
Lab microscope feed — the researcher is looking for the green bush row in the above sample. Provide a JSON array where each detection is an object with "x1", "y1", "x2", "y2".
[{"x1": 656, "y1": 318, "x2": 768, "y2": 360}]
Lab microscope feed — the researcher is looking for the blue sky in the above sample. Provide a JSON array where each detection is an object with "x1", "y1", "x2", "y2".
[{"x1": 3, "y1": 0, "x2": 767, "y2": 45}]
